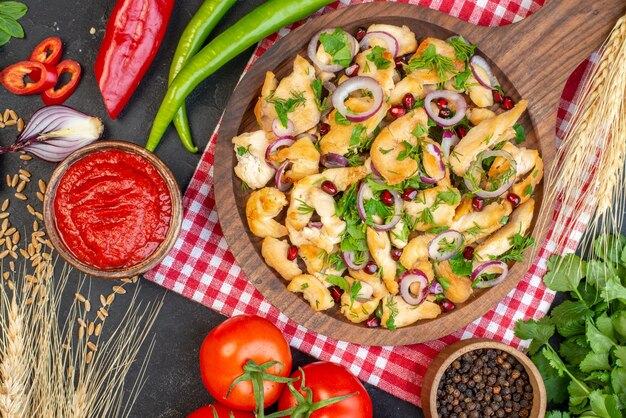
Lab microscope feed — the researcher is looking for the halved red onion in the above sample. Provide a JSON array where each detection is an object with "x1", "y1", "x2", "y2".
[
  {"x1": 399, "y1": 270, "x2": 429, "y2": 306},
  {"x1": 420, "y1": 143, "x2": 446, "y2": 184},
  {"x1": 296, "y1": 133, "x2": 319, "y2": 143},
  {"x1": 275, "y1": 161, "x2": 292, "y2": 192},
  {"x1": 424, "y1": 90, "x2": 467, "y2": 127},
  {"x1": 463, "y1": 150, "x2": 518, "y2": 199},
  {"x1": 356, "y1": 181, "x2": 402, "y2": 231},
  {"x1": 308, "y1": 29, "x2": 357, "y2": 73},
  {"x1": 359, "y1": 31, "x2": 399, "y2": 58},
  {"x1": 429, "y1": 281, "x2": 444, "y2": 295},
  {"x1": 332, "y1": 76, "x2": 383, "y2": 122},
  {"x1": 441, "y1": 130, "x2": 460, "y2": 159},
  {"x1": 272, "y1": 118, "x2": 295, "y2": 137},
  {"x1": 265, "y1": 137, "x2": 295, "y2": 169},
  {"x1": 355, "y1": 281, "x2": 374, "y2": 302},
  {"x1": 320, "y1": 153, "x2": 349, "y2": 168},
  {"x1": 470, "y1": 55, "x2": 500, "y2": 90},
  {"x1": 342, "y1": 250, "x2": 370, "y2": 270},
  {"x1": 471, "y1": 261, "x2": 508, "y2": 288},
  {"x1": 428, "y1": 230, "x2": 463, "y2": 261}
]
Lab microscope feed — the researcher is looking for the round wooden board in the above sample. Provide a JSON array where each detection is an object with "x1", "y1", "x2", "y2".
[{"x1": 214, "y1": 1, "x2": 625, "y2": 346}]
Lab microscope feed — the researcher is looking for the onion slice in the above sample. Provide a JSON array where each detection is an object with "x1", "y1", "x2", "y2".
[
  {"x1": 308, "y1": 28, "x2": 358, "y2": 73},
  {"x1": 428, "y1": 230, "x2": 464, "y2": 261},
  {"x1": 359, "y1": 31, "x2": 399, "y2": 58},
  {"x1": 470, "y1": 55, "x2": 500, "y2": 89},
  {"x1": 265, "y1": 137, "x2": 295, "y2": 169},
  {"x1": 463, "y1": 150, "x2": 518, "y2": 199},
  {"x1": 399, "y1": 270, "x2": 429, "y2": 306},
  {"x1": 471, "y1": 261, "x2": 508, "y2": 288},
  {"x1": 424, "y1": 90, "x2": 467, "y2": 127},
  {"x1": 320, "y1": 153, "x2": 349, "y2": 168},
  {"x1": 441, "y1": 130, "x2": 460, "y2": 159},
  {"x1": 420, "y1": 143, "x2": 446, "y2": 184},
  {"x1": 429, "y1": 281, "x2": 444, "y2": 295},
  {"x1": 272, "y1": 118, "x2": 295, "y2": 137},
  {"x1": 356, "y1": 181, "x2": 402, "y2": 232},
  {"x1": 275, "y1": 161, "x2": 292, "y2": 192},
  {"x1": 342, "y1": 250, "x2": 370, "y2": 271},
  {"x1": 332, "y1": 76, "x2": 383, "y2": 122}
]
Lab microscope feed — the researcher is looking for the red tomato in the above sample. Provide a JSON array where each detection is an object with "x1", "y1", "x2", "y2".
[
  {"x1": 277, "y1": 362, "x2": 373, "y2": 418},
  {"x1": 199, "y1": 315, "x2": 292, "y2": 411},
  {"x1": 187, "y1": 404, "x2": 253, "y2": 418}
]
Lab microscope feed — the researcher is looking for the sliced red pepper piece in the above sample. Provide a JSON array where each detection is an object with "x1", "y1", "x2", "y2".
[
  {"x1": 0, "y1": 61, "x2": 58, "y2": 95},
  {"x1": 30, "y1": 37, "x2": 63, "y2": 66},
  {"x1": 41, "y1": 60, "x2": 82, "y2": 105}
]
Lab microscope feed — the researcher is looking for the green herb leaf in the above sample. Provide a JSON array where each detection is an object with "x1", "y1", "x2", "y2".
[
  {"x1": 366, "y1": 45, "x2": 392, "y2": 70},
  {"x1": 435, "y1": 188, "x2": 461, "y2": 206},
  {"x1": 545, "y1": 412, "x2": 571, "y2": 418},
  {"x1": 295, "y1": 198, "x2": 315, "y2": 215},
  {"x1": 407, "y1": 44, "x2": 456, "y2": 81},
  {"x1": 448, "y1": 36, "x2": 476, "y2": 62},
  {"x1": 514, "y1": 317, "x2": 554, "y2": 355},
  {"x1": 513, "y1": 123, "x2": 526, "y2": 144},
  {"x1": 319, "y1": 28, "x2": 352, "y2": 68},
  {"x1": 449, "y1": 253, "x2": 472, "y2": 276},
  {"x1": 349, "y1": 124, "x2": 367, "y2": 148},
  {"x1": 385, "y1": 295, "x2": 398, "y2": 330},
  {"x1": 268, "y1": 90, "x2": 306, "y2": 128},
  {"x1": 236, "y1": 145, "x2": 250, "y2": 156},
  {"x1": 589, "y1": 390, "x2": 621, "y2": 418},
  {"x1": 531, "y1": 351, "x2": 569, "y2": 404},
  {"x1": 587, "y1": 320, "x2": 615, "y2": 354},
  {"x1": 594, "y1": 233, "x2": 626, "y2": 265},
  {"x1": 579, "y1": 351, "x2": 611, "y2": 372},
  {"x1": 543, "y1": 253, "x2": 586, "y2": 293},
  {"x1": 453, "y1": 66, "x2": 472, "y2": 90},
  {"x1": 334, "y1": 111, "x2": 351, "y2": 126},
  {"x1": 0, "y1": 14, "x2": 23, "y2": 38},
  {"x1": 0, "y1": 1, "x2": 28, "y2": 18},
  {"x1": 559, "y1": 335, "x2": 589, "y2": 365},
  {"x1": 604, "y1": 276, "x2": 626, "y2": 304},
  {"x1": 326, "y1": 275, "x2": 350, "y2": 293}
]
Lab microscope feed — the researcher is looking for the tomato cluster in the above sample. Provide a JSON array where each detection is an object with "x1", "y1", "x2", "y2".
[{"x1": 189, "y1": 314, "x2": 373, "y2": 418}]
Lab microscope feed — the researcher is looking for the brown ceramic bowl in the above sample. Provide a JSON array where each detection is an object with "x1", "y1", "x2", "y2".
[
  {"x1": 43, "y1": 140, "x2": 183, "y2": 279},
  {"x1": 422, "y1": 338, "x2": 546, "y2": 418}
]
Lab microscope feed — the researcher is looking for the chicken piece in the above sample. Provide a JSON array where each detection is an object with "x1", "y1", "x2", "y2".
[
  {"x1": 287, "y1": 274, "x2": 335, "y2": 311},
  {"x1": 254, "y1": 55, "x2": 321, "y2": 135},
  {"x1": 261, "y1": 237, "x2": 302, "y2": 281},
  {"x1": 389, "y1": 218, "x2": 409, "y2": 249},
  {"x1": 422, "y1": 140, "x2": 450, "y2": 187},
  {"x1": 467, "y1": 65, "x2": 494, "y2": 108},
  {"x1": 474, "y1": 199, "x2": 535, "y2": 261},
  {"x1": 298, "y1": 244, "x2": 325, "y2": 276},
  {"x1": 232, "y1": 130, "x2": 275, "y2": 189},
  {"x1": 399, "y1": 234, "x2": 434, "y2": 269},
  {"x1": 320, "y1": 97, "x2": 389, "y2": 156},
  {"x1": 340, "y1": 275, "x2": 386, "y2": 323},
  {"x1": 389, "y1": 75, "x2": 427, "y2": 105},
  {"x1": 403, "y1": 186, "x2": 461, "y2": 231},
  {"x1": 451, "y1": 201, "x2": 513, "y2": 244},
  {"x1": 355, "y1": 48, "x2": 396, "y2": 95},
  {"x1": 450, "y1": 100, "x2": 528, "y2": 176},
  {"x1": 371, "y1": 108, "x2": 428, "y2": 185},
  {"x1": 406, "y1": 38, "x2": 465, "y2": 85},
  {"x1": 414, "y1": 260, "x2": 435, "y2": 282},
  {"x1": 435, "y1": 260, "x2": 473, "y2": 304},
  {"x1": 381, "y1": 295, "x2": 441, "y2": 329},
  {"x1": 366, "y1": 227, "x2": 398, "y2": 295},
  {"x1": 510, "y1": 154, "x2": 543, "y2": 204},
  {"x1": 453, "y1": 197, "x2": 474, "y2": 221},
  {"x1": 367, "y1": 24, "x2": 418, "y2": 56},
  {"x1": 488, "y1": 142, "x2": 539, "y2": 180},
  {"x1": 270, "y1": 136, "x2": 320, "y2": 182},
  {"x1": 466, "y1": 108, "x2": 496, "y2": 126},
  {"x1": 322, "y1": 164, "x2": 370, "y2": 192},
  {"x1": 246, "y1": 188, "x2": 288, "y2": 238},
  {"x1": 348, "y1": 269, "x2": 389, "y2": 298}
]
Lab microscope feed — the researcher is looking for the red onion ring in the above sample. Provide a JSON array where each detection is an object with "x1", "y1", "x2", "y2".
[
  {"x1": 332, "y1": 76, "x2": 383, "y2": 122},
  {"x1": 471, "y1": 261, "x2": 508, "y2": 288},
  {"x1": 420, "y1": 143, "x2": 446, "y2": 184},
  {"x1": 320, "y1": 153, "x2": 349, "y2": 168},
  {"x1": 265, "y1": 137, "x2": 295, "y2": 169},
  {"x1": 470, "y1": 55, "x2": 500, "y2": 89},
  {"x1": 463, "y1": 150, "x2": 518, "y2": 199},
  {"x1": 441, "y1": 130, "x2": 460, "y2": 160},
  {"x1": 356, "y1": 182, "x2": 402, "y2": 231},
  {"x1": 272, "y1": 118, "x2": 295, "y2": 137},
  {"x1": 345, "y1": 64, "x2": 360, "y2": 77},
  {"x1": 295, "y1": 133, "x2": 319, "y2": 143},
  {"x1": 424, "y1": 90, "x2": 467, "y2": 127},
  {"x1": 342, "y1": 250, "x2": 370, "y2": 271},
  {"x1": 399, "y1": 270, "x2": 429, "y2": 306},
  {"x1": 427, "y1": 230, "x2": 464, "y2": 261},
  {"x1": 275, "y1": 161, "x2": 292, "y2": 192},
  {"x1": 355, "y1": 281, "x2": 374, "y2": 302},
  {"x1": 359, "y1": 31, "x2": 399, "y2": 58},
  {"x1": 308, "y1": 28, "x2": 358, "y2": 73},
  {"x1": 370, "y1": 161, "x2": 383, "y2": 178}
]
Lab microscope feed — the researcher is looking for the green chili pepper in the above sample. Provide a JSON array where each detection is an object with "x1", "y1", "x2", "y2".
[
  {"x1": 146, "y1": 0, "x2": 334, "y2": 152},
  {"x1": 168, "y1": 0, "x2": 236, "y2": 153}
]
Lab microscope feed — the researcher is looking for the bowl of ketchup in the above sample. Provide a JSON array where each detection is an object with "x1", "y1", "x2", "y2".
[{"x1": 43, "y1": 140, "x2": 183, "y2": 278}]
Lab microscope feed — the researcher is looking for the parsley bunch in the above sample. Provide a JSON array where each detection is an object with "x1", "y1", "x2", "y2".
[
  {"x1": 515, "y1": 233, "x2": 626, "y2": 417},
  {"x1": 0, "y1": 1, "x2": 27, "y2": 47}
]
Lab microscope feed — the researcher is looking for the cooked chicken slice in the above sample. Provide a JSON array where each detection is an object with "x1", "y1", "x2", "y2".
[
  {"x1": 232, "y1": 130, "x2": 275, "y2": 189},
  {"x1": 510, "y1": 154, "x2": 543, "y2": 204},
  {"x1": 488, "y1": 142, "x2": 539, "y2": 180},
  {"x1": 320, "y1": 97, "x2": 389, "y2": 156},
  {"x1": 322, "y1": 164, "x2": 370, "y2": 192},
  {"x1": 453, "y1": 197, "x2": 474, "y2": 221},
  {"x1": 403, "y1": 186, "x2": 461, "y2": 231},
  {"x1": 399, "y1": 234, "x2": 434, "y2": 269},
  {"x1": 474, "y1": 199, "x2": 535, "y2": 261},
  {"x1": 451, "y1": 201, "x2": 513, "y2": 244},
  {"x1": 246, "y1": 188, "x2": 288, "y2": 238},
  {"x1": 261, "y1": 237, "x2": 302, "y2": 280},
  {"x1": 371, "y1": 108, "x2": 428, "y2": 185},
  {"x1": 367, "y1": 24, "x2": 418, "y2": 56},
  {"x1": 254, "y1": 55, "x2": 321, "y2": 135},
  {"x1": 348, "y1": 269, "x2": 388, "y2": 298},
  {"x1": 414, "y1": 260, "x2": 435, "y2": 282},
  {"x1": 298, "y1": 244, "x2": 325, "y2": 275},
  {"x1": 287, "y1": 274, "x2": 334, "y2": 311},
  {"x1": 340, "y1": 275, "x2": 387, "y2": 323},
  {"x1": 389, "y1": 75, "x2": 426, "y2": 105},
  {"x1": 406, "y1": 38, "x2": 465, "y2": 85},
  {"x1": 381, "y1": 295, "x2": 441, "y2": 329},
  {"x1": 366, "y1": 227, "x2": 398, "y2": 295},
  {"x1": 450, "y1": 100, "x2": 528, "y2": 176},
  {"x1": 466, "y1": 108, "x2": 496, "y2": 126},
  {"x1": 355, "y1": 48, "x2": 396, "y2": 95},
  {"x1": 435, "y1": 260, "x2": 473, "y2": 304},
  {"x1": 422, "y1": 140, "x2": 450, "y2": 187},
  {"x1": 390, "y1": 218, "x2": 408, "y2": 249},
  {"x1": 467, "y1": 65, "x2": 494, "y2": 108},
  {"x1": 270, "y1": 136, "x2": 320, "y2": 182}
]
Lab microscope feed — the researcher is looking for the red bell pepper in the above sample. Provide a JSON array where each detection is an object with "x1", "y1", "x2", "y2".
[
  {"x1": 30, "y1": 37, "x2": 63, "y2": 66},
  {"x1": 94, "y1": 0, "x2": 175, "y2": 119},
  {"x1": 0, "y1": 61, "x2": 58, "y2": 95},
  {"x1": 41, "y1": 59, "x2": 82, "y2": 105}
]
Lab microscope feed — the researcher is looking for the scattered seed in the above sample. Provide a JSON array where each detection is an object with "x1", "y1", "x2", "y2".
[
  {"x1": 36, "y1": 192, "x2": 44, "y2": 202},
  {"x1": 4, "y1": 227, "x2": 15, "y2": 236},
  {"x1": 12, "y1": 231, "x2": 19, "y2": 244},
  {"x1": 95, "y1": 323, "x2": 102, "y2": 336},
  {"x1": 75, "y1": 292, "x2": 86, "y2": 303},
  {"x1": 26, "y1": 205, "x2": 35, "y2": 215},
  {"x1": 3, "y1": 109, "x2": 10, "y2": 121},
  {"x1": 8, "y1": 110, "x2": 17, "y2": 121},
  {"x1": 35, "y1": 212, "x2": 43, "y2": 221},
  {"x1": 4, "y1": 119, "x2": 16, "y2": 127},
  {"x1": 9, "y1": 251, "x2": 17, "y2": 260},
  {"x1": 38, "y1": 179, "x2": 47, "y2": 193},
  {"x1": 17, "y1": 118, "x2": 24, "y2": 132},
  {"x1": 14, "y1": 193, "x2": 27, "y2": 201},
  {"x1": 0, "y1": 122, "x2": 4, "y2": 128},
  {"x1": 1, "y1": 199, "x2": 8, "y2": 211},
  {"x1": 19, "y1": 175, "x2": 29, "y2": 183},
  {"x1": 85, "y1": 351, "x2": 93, "y2": 364},
  {"x1": 19, "y1": 169, "x2": 30, "y2": 178},
  {"x1": 9, "y1": 261, "x2": 14, "y2": 271},
  {"x1": 4, "y1": 175, "x2": 10, "y2": 186},
  {"x1": 0, "y1": 213, "x2": 9, "y2": 219},
  {"x1": 33, "y1": 220, "x2": 39, "y2": 231},
  {"x1": 10, "y1": 174, "x2": 18, "y2": 188},
  {"x1": 112, "y1": 285, "x2": 126, "y2": 295},
  {"x1": 0, "y1": 250, "x2": 9, "y2": 258},
  {"x1": 20, "y1": 249, "x2": 29, "y2": 258},
  {"x1": 1, "y1": 219, "x2": 8, "y2": 232},
  {"x1": 87, "y1": 342, "x2": 97, "y2": 352},
  {"x1": 15, "y1": 181, "x2": 26, "y2": 193}
]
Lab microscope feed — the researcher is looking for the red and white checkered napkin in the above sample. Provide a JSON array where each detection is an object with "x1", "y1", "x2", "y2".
[{"x1": 145, "y1": 0, "x2": 596, "y2": 406}]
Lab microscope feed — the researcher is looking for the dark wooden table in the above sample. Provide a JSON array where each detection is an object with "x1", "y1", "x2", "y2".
[{"x1": 0, "y1": 1, "x2": 422, "y2": 416}]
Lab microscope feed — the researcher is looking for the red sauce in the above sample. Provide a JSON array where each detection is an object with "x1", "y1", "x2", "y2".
[{"x1": 54, "y1": 149, "x2": 172, "y2": 270}]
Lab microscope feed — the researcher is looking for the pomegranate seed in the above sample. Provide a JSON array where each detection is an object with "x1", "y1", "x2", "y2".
[
  {"x1": 402, "y1": 188, "x2": 418, "y2": 201},
  {"x1": 507, "y1": 193, "x2": 521, "y2": 207},
  {"x1": 329, "y1": 286, "x2": 344, "y2": 304},
  {"x1": 463, "y1": 246, "x2": 474, "y2": 260},
  {"x1": 440, "y1": 299, "x2": 456, "y2": 312},
  {"x1": 321, "y1": 180, "x2": 338, "y2": 196},
  {"x1": 287, "y1": 245, "x2": 298, "y2": 261},
  {"x1": 402, "y1": 93, "x2": 415, "y2": 110},
  {"x1": 502, "y1": 96, "x2": 514, "y2": 110},
  {"x1": 356, "y1": 27, "x2": 367, "y2": 42},
  {"x1": 319, "y1": 122, "x2": 331, "y2": 136},
  {"x1": 472, "y1": 197, "x2": 485, "y2": 212},
  {"x1": 380, "y1": 190, "x2": 394, "y2": 206},
  {"x1": 439, "y1": 108, "x2": 452, "y2": 119},
  {"x1": 390, "y1": 248, "x2": 403, "y2": 261},
  {"x1": 364, "y1": 261, "x2": 378, "y2": 275},
  {"x1": 388, "y1": 105, "x2": 406, "y2": 119},
  {"x1": 345, "y1": 64, "x2": 360, "y2": 77},
  {"x1": 493, "y1": 90, "x2": 504, "y2": 104},
  {"x1": 394, "y1": 55, "x2": 408, "y2": 69},
  {"x1": 455, "y1": 125, "x2": 468, "y2": 139},
  {"x1": 437, "y1": 98, "x2": 448, "y2": 108},
  {"x1": 366, "y1": 316, "x2": 381, "y2": 328}
]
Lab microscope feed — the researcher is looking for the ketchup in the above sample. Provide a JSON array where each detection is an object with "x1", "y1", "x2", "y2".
[{"x1": 54, "y1": 149, "x2": 172, "y2": 269}]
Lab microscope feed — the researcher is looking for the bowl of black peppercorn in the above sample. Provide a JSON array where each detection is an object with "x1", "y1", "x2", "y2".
[{"x1": 421, "y1": 338, "x2": 546, "y2": 418}]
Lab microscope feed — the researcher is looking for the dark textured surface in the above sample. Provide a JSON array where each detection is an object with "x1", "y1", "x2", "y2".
[{"x1": 0, "y1": 1, "x2": 422, "y2": 416}]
